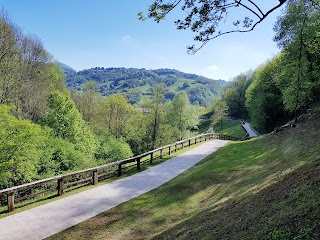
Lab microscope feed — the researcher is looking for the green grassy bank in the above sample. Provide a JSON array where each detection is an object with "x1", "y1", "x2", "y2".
[
  {"x1": 49, "y1": 108, "x2": 320, "y2": 239},
  {"x1": 198, "y1": 118, "x2": 246, "y2": 138}
]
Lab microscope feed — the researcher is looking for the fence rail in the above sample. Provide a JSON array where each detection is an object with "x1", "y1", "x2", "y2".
[{"x1": 0, "y1": 132, "x2": 243, "y2": 212}]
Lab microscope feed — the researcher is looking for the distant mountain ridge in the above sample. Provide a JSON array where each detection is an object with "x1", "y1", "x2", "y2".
[{"x1": 62, "y1": 64, "x2": 227, "y2": 106}]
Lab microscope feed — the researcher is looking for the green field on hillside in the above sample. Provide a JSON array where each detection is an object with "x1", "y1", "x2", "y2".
[
  {"x1": 50, "y1": 110, "x2": 320, "y2": 239},
  {"x1": 198, "y1": 119, "x2": 246, "y2": 138}
]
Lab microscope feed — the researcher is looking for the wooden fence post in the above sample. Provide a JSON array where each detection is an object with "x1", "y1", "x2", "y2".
[
  {"x1": 58, "y1": 178, "x2": 64, "y2": 196},
  {"x1": 137, "y1": 158, "x2": 141, "y2": 170},
  {"x1": 150, "y1": 152, "x2": 154, "y2": 164},
  {"x1": 175, "y1": 144, "x2": 177, "y2": 152},
  {"x1": 7, "y1": 191, "x2": 15, "y2": 212},
  {"x1": 118, "y1": 164, "x2": 122, "y2": 177},
  {"x1": 160, "y1": 149, "x2": 163, "y2": 159},
  {"x1": 93, "y1": 170, "x2": 98, "y2": 185},
  {"x1": 189, "y1": 139, "x2": 191, "y2": 146},
  {"x1": 168, "y1": 146, "x2": 171, "y2": 155}
]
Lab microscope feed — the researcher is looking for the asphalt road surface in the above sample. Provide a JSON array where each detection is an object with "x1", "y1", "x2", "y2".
[{"x1": 0, "y1": 140, "x2": 229, "y2": 240}]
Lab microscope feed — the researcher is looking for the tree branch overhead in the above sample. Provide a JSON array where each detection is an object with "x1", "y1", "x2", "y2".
[{"x1": 141, "y1": 0, "x2": 289, "y2": 53}]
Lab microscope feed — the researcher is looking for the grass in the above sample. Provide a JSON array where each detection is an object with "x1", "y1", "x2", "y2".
[
  {"x1": 198, "y1": 118, "x2": 246, "y2": 138},
  {"x1": 49, "y1": 109, "x2": 320, "y2": 240},
  {"x1": 0, "y1": 141, "x2": 205, "y2": 219}
]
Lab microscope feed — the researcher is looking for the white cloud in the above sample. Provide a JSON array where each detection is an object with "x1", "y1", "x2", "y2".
[
  {"x1": 121, "y1": 35, "x2": 134, "y2": 41},
  {"x1": 208, "y1": 65, "x2": 218, "y2": 70}
]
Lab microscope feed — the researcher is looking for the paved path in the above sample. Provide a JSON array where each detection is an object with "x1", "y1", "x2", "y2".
[
  {"x1": 0, "y1": 140, "x2": 229, "y2": 240},
  {"x1": 241, "y1": 121, "x2": 259, "y2": 138}
]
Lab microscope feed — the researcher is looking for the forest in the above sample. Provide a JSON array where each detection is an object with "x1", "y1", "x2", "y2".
[
  {"x1": 0, "y1": 0, "x2": 319, "y2": 191},
  {"x1": 63, "y1": 66, "x2": 226, "y2": 106},
  {"x1": 0, "y1": 11, "x2": 212, "y2": 190},
  {"x1": 223, "y1": 0, "x2": 320, "y2": 133}
]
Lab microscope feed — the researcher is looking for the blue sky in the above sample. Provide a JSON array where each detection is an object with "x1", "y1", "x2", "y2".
[{"x1": 0, "y1": 0, "x2": 283, "y2": 80}]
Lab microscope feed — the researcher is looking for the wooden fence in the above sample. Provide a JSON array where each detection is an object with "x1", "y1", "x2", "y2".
[{"x1": 0, "y1": 133, "x2": 243, "y2": 212}]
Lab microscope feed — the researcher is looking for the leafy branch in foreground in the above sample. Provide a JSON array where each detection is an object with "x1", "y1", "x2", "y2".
[{"x1": 140, "y1": 0, "x2": 289, "y2": 54}]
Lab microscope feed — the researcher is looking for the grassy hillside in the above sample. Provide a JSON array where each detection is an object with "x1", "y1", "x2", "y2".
[
  {"x1": 198, "y1": 118, "x2": 246, "y2": 138},
  {"x1": 49, "y1": 109, "x2": 320, "y2": 240},
  {"x1": 63, "y1": 67, "x2": 227, "y2": 105}
]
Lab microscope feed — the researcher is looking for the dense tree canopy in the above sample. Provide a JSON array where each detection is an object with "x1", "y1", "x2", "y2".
[
  {"x1": 221, "y1": 0, "x2": 320, "y2": 133},
  {"x1": 44, "y1": 91, "x2": 97, "y2": 160},
  {"x1": 223, "y1": 72, "x2": 252, "y2": 119},
  {"x1": 0, "y1": 105, "x2": 45, "y2": 187},
  {"x1": 2, "y1": 0, "x2": 319, "y2": 190},
  {"x1": 274, "y1": 0, "x2": 320, "y2": 113},
  {"x1": 0, "y1": 11, "x2": 66, "y2": 122},
  {"x1": 169, "y1": 91, "x2": 197, "y2": 139},
  {"x1": 65, "y1": 67, "x2": 226, "y2": 106},
  {"x1": 0, "y1": 9, "x2": 213, "y2": 190}
]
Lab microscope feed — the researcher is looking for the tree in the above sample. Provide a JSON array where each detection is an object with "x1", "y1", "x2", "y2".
[
  {"x1": 72, "y1": 81, "x2": 102, "y2": 122},
  {"x1": 212, "y1": 99, "x2": 229, "y2": 128},
  {"x1": 95, "y1": 95, "x2": 134, "y2": 138},
  {"x1": 273, "y1": 0, "x2": 320, "y2": 114},
  {"x1": 223, "y1": 72, "x2": 252, "y2": 118},
  {"x1": 0, "y1": 11, "x2": 67, "y2": 122},
  {"x1": 95, "y1": 134, "x2": 133, "y2": 164},
  {"x1": 43, "y1": 91, "x2": 97, "y2": 161},
  {"x1": 168, "y1": 91, "x2": 197, "y2": 140},
  {"x1": 123, "y1": 111, "x2": 149, "y2": 155},
  {"x1": 245, "y1": 55, "x2": 285, "y2": 132},
  {"x1": 0, "y1": 11, "x2": 20, "y2": 106},
  {"x1": 0, "y1": 105, "x2": 45, "y2": 187},
  {"x1": 140, "y1": 0, "x2": 288, "y2": 53},
  {"x1": 143, "y1": 85, "x2": 167, "y2": 150}
]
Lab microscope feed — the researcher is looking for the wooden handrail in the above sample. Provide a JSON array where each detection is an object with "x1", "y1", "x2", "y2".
[{"x1": 0, "y1": 132, "x2": 244, "y2": 212}]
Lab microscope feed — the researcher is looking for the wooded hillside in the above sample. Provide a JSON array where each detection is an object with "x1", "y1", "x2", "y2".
[
  {"x1": 63, "y1": 66, "x2": 227, "y2": 106},
  {"x1": 222, "y1": 0, "x2": 320, "y2": 133}
]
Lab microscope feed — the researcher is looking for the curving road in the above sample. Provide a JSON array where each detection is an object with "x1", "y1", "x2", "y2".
[
  {"x1": 241, "y1": 121, "x2": 259, "y2": 138},
  {"x1": 0, "y1": 140, "x2": 229, "y2": 240}
]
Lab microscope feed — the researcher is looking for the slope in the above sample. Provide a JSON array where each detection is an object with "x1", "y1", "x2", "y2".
[
  {"x1": 63, "y1": 67, "x2": 227, "y2": 105},
  {"x1": 49, "y1": 108, "x2": 320, "y2": 240}
]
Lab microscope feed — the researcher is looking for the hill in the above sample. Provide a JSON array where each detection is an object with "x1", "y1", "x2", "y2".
[
  {"x1": 63, "y1": 66, "x2": 227, "y2": 105},
  {"x1": 59, "y1": 62, "x2": 77, "y2": 74},
  {"x1": 50, "y1": 107, "x2": 320, "y2": 239}
]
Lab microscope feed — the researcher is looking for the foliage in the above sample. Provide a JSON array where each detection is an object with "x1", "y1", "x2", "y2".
[
  {"x1": 38, "y1": 134, "x2": 87, "y2": 176},
  {"x1": 122, "y1": 112, "x2": 149, "y2": 155},
  {"x1": 43, "y1": 91, "x2": 97, "y2": 160},
  {"x1": 49, "y1": 108, "x2": 320, "y2": 240},
  {"x1": 212, "y1": 99, "x2": 229, "y2": 128},
  {"x1": 242, "y1": 0, "x2": 320, "y2": 132},
  {"x1": 0, "y1": 105, "x2": 45, "y2": 188},
  {"x1": 223, "y1": 72, "x2": 252, "y2": 119},
  {"x1": 140, "y1": 0, "x2": 288, "y2": 53},
  {"x1": 0, "y1": 8, "x2": 213, "y2": 189},
  {"x1": 245, "y1": 56, "x2": 285, "y2": 133},
  {"x1": 95, "y1": 135, "x2": 133, "y2": 164},
  {"x1": 63, "y1": 67, "x2": 226, "y2": 106},
  {"x1": 168, "y1": 91, "x2": 197, "y2": 139},
  {"x1": 0, "y1": 12, "x2": 67, "y2": 122},
  {"x1": 94, "y1": 95, "x2": 134, "y2": 138},
  {"x1": 142, "y1": 85, "x2": 167, "y2": 150},
  {"x1": 273, "y1": 0, "x2": 320, "y2": 113},
  {"x1": 72, "y1": 81, "x2": 102, "y2": 122}
]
